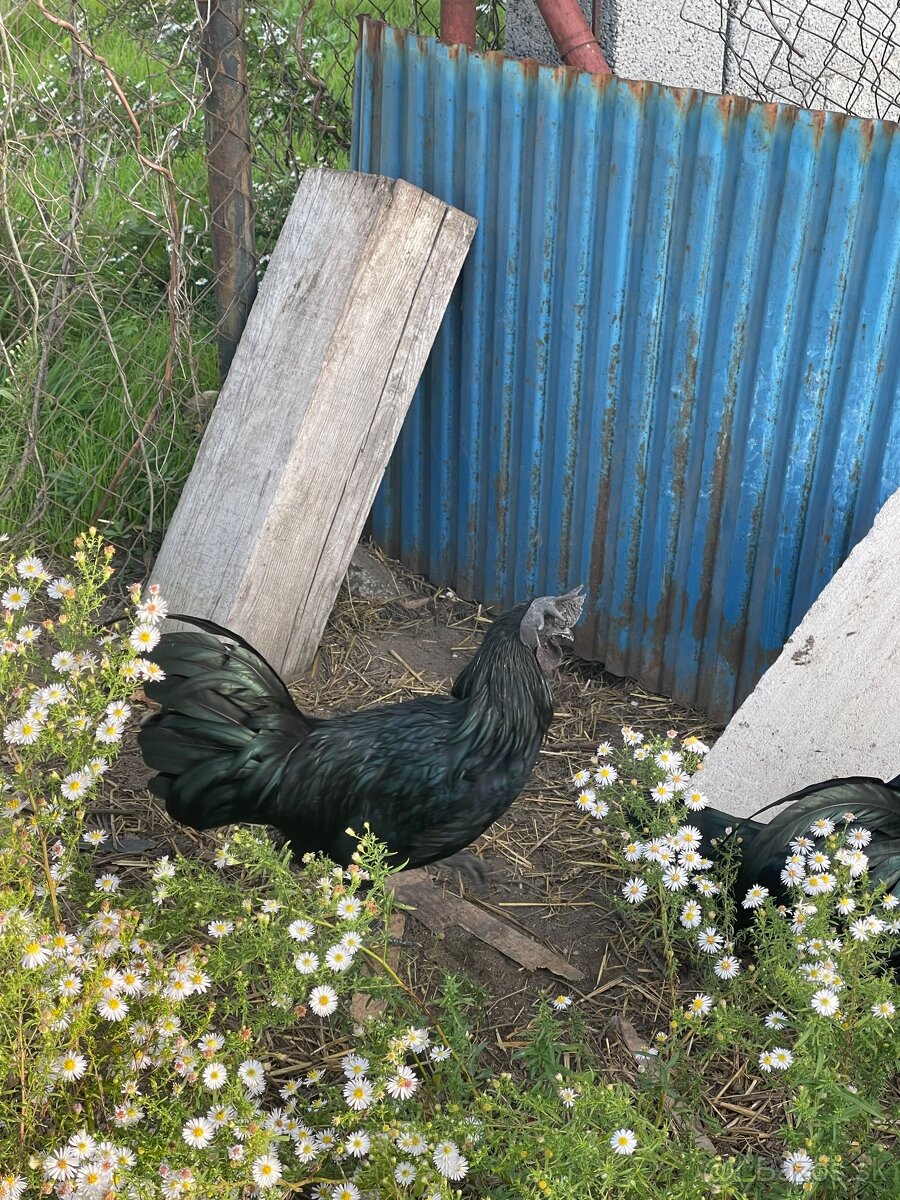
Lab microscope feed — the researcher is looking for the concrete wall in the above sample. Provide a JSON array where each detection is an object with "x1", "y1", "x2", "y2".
[
  {"x1": 505, "y1": 0, "x2": 725, "y2": 92},
  {"x1": 506, "y1": 0, "x2": 900, "y2": 119},
  {"x1": 699, "y1": 486, "x2": 900, "y2": 820}
]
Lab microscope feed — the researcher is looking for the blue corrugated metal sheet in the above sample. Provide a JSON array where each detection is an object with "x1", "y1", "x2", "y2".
[{"x1": 351, "y1": 21, "x2": 900, "y2": 721}]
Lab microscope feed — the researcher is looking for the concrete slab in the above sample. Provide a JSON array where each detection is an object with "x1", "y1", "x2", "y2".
[{"x1": 698, "y1": 486, "x2": 900, "y2": 821}]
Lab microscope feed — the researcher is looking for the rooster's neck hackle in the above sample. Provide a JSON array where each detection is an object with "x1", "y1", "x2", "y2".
[{"x1": 451, "y1": 603, "x2": 554, "y2": 757}]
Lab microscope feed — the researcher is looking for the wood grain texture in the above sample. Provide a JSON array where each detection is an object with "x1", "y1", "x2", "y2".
[
  {"x1": 388, "y1": 871, "x2": 584, "y2": 983},
  {"x1": 151, "y1": 169, "x2": 476, "y2": 676}
]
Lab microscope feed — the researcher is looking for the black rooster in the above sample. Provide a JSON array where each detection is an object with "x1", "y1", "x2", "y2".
[
  {"x1": 693, "y1": 776, "x2": 900, "y2": 923},
  {"x1": 138, "y1": 588, "x2": 585, "y2": 872}
]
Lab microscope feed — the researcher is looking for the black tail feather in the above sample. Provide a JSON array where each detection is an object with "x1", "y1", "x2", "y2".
[{"x1": 138, "y1": 617, "x2": 308, "y2": 835}]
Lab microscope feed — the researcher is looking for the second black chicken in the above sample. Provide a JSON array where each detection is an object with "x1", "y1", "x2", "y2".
[{"x1": 138, "y1": 588, "x2": 585, "y2": 871}]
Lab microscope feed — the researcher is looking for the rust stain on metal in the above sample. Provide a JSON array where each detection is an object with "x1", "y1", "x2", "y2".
[{"x1": 355, "y1": 21, "x2": 900, "y2": 720}]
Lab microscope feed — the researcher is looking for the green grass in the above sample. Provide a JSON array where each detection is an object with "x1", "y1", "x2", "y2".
[{"x1": 0, "y1": 0, "x2": 498, "y2": 556}]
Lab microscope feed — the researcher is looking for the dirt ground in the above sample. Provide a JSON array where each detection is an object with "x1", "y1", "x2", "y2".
[{"x1": 97, "y1": 547, "x2": 808, "y2": 1152}]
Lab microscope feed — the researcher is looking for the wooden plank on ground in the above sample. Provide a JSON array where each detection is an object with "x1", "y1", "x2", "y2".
[
  {"x1": 388, "y1": 870, "x2": 584, "y2": 983},
  {"x1": 150, "y1": 169, "x2": 476, "y2": 677}
]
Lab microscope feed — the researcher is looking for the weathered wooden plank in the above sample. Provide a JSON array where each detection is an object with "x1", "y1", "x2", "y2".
[{"x1": 151, "y1": 169, "x2": 476, "y2": 677}]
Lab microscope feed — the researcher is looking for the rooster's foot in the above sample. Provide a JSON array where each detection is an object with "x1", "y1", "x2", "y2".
[{"x1": 429, "y1": 850, "x2": 490, "y2": 885}]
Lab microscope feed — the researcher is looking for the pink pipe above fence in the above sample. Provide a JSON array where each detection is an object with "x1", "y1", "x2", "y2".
[
  {"x1": 535, "y1": 0, "x2": 611, "y2": 74},
  {"x1": 439, "y1": 0, "x2": 476, "y2": 49}
]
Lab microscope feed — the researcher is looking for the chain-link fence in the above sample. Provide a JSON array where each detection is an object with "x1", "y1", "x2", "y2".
[
  {"x1": 682, "y1": 0, "x2": 900, "y2": 120},
  {"x1": 0, "y1": 0, "x2": 503, "y2": 570}
]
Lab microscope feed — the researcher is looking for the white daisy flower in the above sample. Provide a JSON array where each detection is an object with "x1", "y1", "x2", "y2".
[
  {"x1": 871, "y1": 1000, "x2": 895, "y2": 1019},
  {"x1": 66, "y1": 1130, "x2": 96, "y2": 1160},
  {"x1": 97, "y1": 995, "x2": 129, "y2": 1022},
  {"x1": 662, "y1": 866, "x2": 689, "y2": 892},
  {"x1": 697, "y1": 926, "x2": 723, "y2": 955},
  {"x1": 622, "y1": 877, "x2": 648, "y2": 904},
  {"x1": 2, "y1": 587, "x2": 30, "y2": 611},
  {"x1": 386, "y1": 1069, "x2": 419, "y2": 1100},
  {"x1": 683, "y1": 788, "x2": 709, "y2": 811},
  {"x1": 43, "y1": 1150, "x2": 79, "y2": 1181},
  {"x1": 742, "y1": 885, "x2": 769, "y2": 909},
  {"x1": 343, "y1": 1079, "x2": 374, "y2": 1111},
  {"x1": 433, "y1": 1140, "x2": 468, "y2": 1179},
  {"x1": 810, "y1": 989, "x2": 840, "y2": 1018},
  {"x1": 5, "y1": 718, "x2": 42, "y2": 746},
  {"x1": 57, "y1": 972, "x2": 82, "y2": 997},
  {"x1": 137, "y1": 597, "x2": 169, "y2": 624},
  {"x1": 129, "y1": 623, "x2": 161, "y2": 653},
  {"x1": 810, "y1": 817, "x2": 835, "y2": 838},
  {"x1": 342, "y1": 1053, "x2": 370, "y2": 1079},
  {"x1": 331, "y1": 1184, "x2": 362, "y2": 1200},
  {"x1": 202, "y1": 1062, "x2": 228, "y2": 1090},
  {"x1": 309, "y1": 985, "x2": 338, "y2": 1017},
  {"x1": 575, "y1": 788, "x2": 596, "y2": 812},
  {"x1": 397, "y1": 1130, "x2": 429, "y2": 1156},
  {"x1": 686, "y1": 993, "x2": 712, "y2": 1018},
  {"x1": 344, "y1": 1131, "x2": 371, "y2": 1157},
  {"x1": 237, "y1": 1058, "x2": 266, "y2": 1095},
  {"x1": 781, "y1": 1150, "x2": 814, "y2": 1184},
  {"x1": 609, "y1": 1128, "x2": 637, "y2": 1155},
  {"x1": 394, "y1": 1162, "x2": 417, "y2": 1185},
  {"x1": 642, "y1": 839, "x2": 667, "y2": 863},
  {"x1": 21, "y1": 939, "x2": 50, "y2": 969},
  {"x1": 693, "y1": 876, "x2": 720, "y2": 897},
  {"x1": 16, "y1": 556, "x2": 44, "y2": 580},
  {"x1": 288, "y1": 918, "x2": 315, "y2": 941},
  {"x1": 60, "y1": 771, "x2": 93, "y2": 800},
  {"x1": 95, "y1": 718, "x2": 125, "y2": 745},
  {"x1": 294, "y1": 1134, "x2": 316, "y2": 1162},
  {"x1": 714, "y1": 955, "x2": 741, "y2": 980},
  {"x1": 251, "y1": 1154, "x2": 282, "y2": 1189},
  {"x1": 758, "y1": 1049, "x2": 776, "y2": 1073},
  {"x1": 678, "y1": 849, "x2": 704, "y2": 873},
  {"x1": 849, "y1": 917, "x2": 882, "y2": 942},
  {"x1": 56, "y1": 1051, "x2": 88, "y2": 1081},
  {"x1": 47, "y1": 576, "x2": 73, "y2": 598},
  {"x1": 182, "y1": 1117, "x2": 215, "y2": 1149},
  {"x1": 680, "y1": 901, "x2": 702, "y2": 928}
]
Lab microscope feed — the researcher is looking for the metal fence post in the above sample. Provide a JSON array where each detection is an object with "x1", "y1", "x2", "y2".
[{"x1": 199, "y1": 0, "x2": 257, "y2": 382}]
